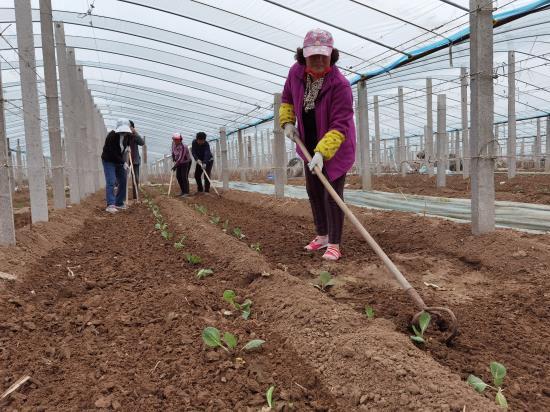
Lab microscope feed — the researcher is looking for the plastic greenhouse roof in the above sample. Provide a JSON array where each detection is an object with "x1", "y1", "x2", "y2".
[{"x1": 0, "y1": 0, "x2": 549, "y2": 158}]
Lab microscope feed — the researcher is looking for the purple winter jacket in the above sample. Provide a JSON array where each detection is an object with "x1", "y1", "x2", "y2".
[{"x1": 281, "y1": 63, "x2": 356, "y2": 181}]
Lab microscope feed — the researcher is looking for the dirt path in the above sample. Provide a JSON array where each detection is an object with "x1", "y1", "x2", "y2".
[{"x1": 185, "y1": 189, "x2": 550, "y2": 411}]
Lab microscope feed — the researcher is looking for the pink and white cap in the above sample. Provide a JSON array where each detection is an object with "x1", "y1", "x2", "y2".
[{"x1": 303, "y1": 29, "x2": 334, "y2": 58}]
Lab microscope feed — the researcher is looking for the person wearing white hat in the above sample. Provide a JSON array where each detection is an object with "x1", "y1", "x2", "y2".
[{"x1": 101, "y1": 118, "x2": 132, "y2": 213}]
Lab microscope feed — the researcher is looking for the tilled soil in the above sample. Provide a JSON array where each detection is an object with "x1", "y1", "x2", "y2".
[
  {"x1": 0, "y1": 198, "x2": 338, "y2": 411},
  {"x1": 0, "y1": 191, "x2": 499, "y2": 411},
  {"x1": 242, "y1": 173, "x2": 550, "y2": 204},
  {"x1": 185, "y1": 189, "x2": 550, "y2": 411}
]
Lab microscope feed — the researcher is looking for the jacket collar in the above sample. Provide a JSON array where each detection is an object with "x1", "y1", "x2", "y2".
[{"x1": 293, "y1": 63, "x2": 337, "y2": 98}]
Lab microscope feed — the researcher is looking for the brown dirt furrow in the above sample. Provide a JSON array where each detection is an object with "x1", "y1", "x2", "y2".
[
  {"x1": 0, "y1": 196, "x2": 338, "y2": 411},
  {"x1": 155, "y1": 190, "x2": 496, "y2": 411},
  {"x1": 181, "y1": 188, "x2": 550, "y2": 411}
]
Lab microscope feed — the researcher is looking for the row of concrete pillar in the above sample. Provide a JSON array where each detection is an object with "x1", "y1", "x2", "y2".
[{"x1": 0, "y1": 0, "x2": 109, "y2": 245}]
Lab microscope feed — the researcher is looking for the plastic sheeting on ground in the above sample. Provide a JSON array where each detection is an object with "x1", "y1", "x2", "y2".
[{"x1": 221, "y1": 181, "x2": 550, "y2": 234}]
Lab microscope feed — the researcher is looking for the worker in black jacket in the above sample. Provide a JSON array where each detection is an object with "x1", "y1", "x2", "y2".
[
  {"x1": 191, "y1": 132, "x2": 214, "y2": 193},
  {"x1": 101, "y1": 118, "x2": 131, "y2": 213}
]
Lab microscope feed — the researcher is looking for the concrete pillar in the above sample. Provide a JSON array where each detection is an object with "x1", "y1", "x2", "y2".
[
  {"x1": 247, "y1": 135, "x2": 253, "y2": 178},
  {"x1": 436, "y1": 95, "x2": 447, "y2": 188},
  {"x1": 6, "y1": 138, "x2": 15, "y2": 193},
  {"x1": 374, "y1": 96, "x2": 381, "y2": 175},
  {"x1": 273, "y1": 94, "x2": 285, "y2": 197},
  {"x1": 142, "y1": 137, "x2": 148, "y2": 184},
  {"x1": 535, "y1": 118, "x2": 541, "y2": 169},
  {"x1": 266, "y1": 129, "x2": 272, "y2": 166},
  {"x1": 494, "y1": 123, "x2": 500, "y2": 170},
  {"x1": 520, "y1": 140, "x2": 525, "y2": 166},
  {"x1": 460, "y1": 68, "x2": 470, "y2": 178},
  {"x1": 253, "y1": 130, "x2": 259, "y2": 172},
  {"x1": 507, "y1": 50, "x2": 516, "y2": 179},
  {"x1": 357, "y1": 80, "x2": 371, "y2": 188},
  {"x1": 15, "y1": 0, "x2": 48, "y2": 222},
  {"x1": 84, "y1": 86, "x2": 97, "y2": 193},
  {"x1": 470, "y1": 0, "x2": 495, "y2": 234},
  {"x1": 220, "y1": 127, "x2": 229, "y2": 190},
  {"x1": 259, "y1": 130, "x2": 265, "y2": 169},
  {"x1": 546, "y1": 116, "x2": 550, "y2": 173},
  {"x1": 455, "y1": 130, "x2": 462, "y2": 173},
  {"x1": 0, "y1": 63, "x2": 15, "y2": 245},
  {"x1": 95, "y1": 110, "x2": 102, "y2": 187},
  {"x1": 283, "y1": 138, "x2": 288, "y2": 184},
  {"x1": 426, "y1": 78, "x2": 434, "y2": 176},
  {"x1": 40, "y1": 0, "x2": 65, "y2": 209},
  {"x1": 56, "y1": 23, "x2": 80, "y2": 204},
  {"x1": 398, "y1": 86, "x2": 406, "y2": 176},
  {"x1": 75, "y1": 69, "x2": 90, "y2": 196},
  {"x1": 237, "y1": 130, "x2": 246, "y2": 181},
  {"x1": 15, "y1": 139, "x2": 23, "y2": 187}
]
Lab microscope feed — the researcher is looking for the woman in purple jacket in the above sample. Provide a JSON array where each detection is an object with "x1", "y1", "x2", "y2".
[
  {"x1": 280, "y1": 29, "x2": 356, "y2": 261},
  {"x1": 171, "y1": 133, "x2": 191, "y2": 197}
]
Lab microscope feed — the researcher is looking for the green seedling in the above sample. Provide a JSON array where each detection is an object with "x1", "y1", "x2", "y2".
[
  {"x1": 201, "y1": 327, "x2": 265, "y2": 353},
  {"x1": 202, "y1": 327, "x2": 235, "y2": 352},
  {"x1": 161, "y1": 229, "x2": 173, "y2": 240},
  {"x1": 410, "y1": 311, "x2": 431, "y2": 344},
  {"x1": 222, "y1": 220, "x2": 229, "y2": 233},
  {"x1": 195, "y1": 204, "x2": 207, "y2": 215},
  {"x1": 364, "y1": 306, "x2": 375, "y2": 319},
  {"x1": 223, "y1": 290, "x2": 253, "y2": 320},
  {"x1": 314, "y1": 271, "x2": 335, "y2": 292},
  {"x1": 186, "y1": 254, "x2": 202, "y2": 265},
  {"x1": 155, "y1": 222, "x2": 167, "y2": 231},
  {"x1": 210, "y1": 216, "x2": 221, "y2": 225},
  {"x1": 250, "y1": 242, "x2": 261, "y2": 252},
  {"x1": 467, "y1": 362, "x2": 508, "y2": 408},
  {"x1": 196, "y1": 268, "x2": 213, "y2": 279},
  {"x1": 173, "y1": 236, "x2": 186, "y2": 250},
  {"x1": 232, "y1": 227, "x2": 245, "y2": 239},
  {"x1": 266, "y1": 385, "x2": 275, "y2": 409}
]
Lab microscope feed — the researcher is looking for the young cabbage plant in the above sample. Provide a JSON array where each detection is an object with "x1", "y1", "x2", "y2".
[
  {"x1": 232, "y1": 227, "x2": 245, "y2": 239},
  {"x1": 314, "y1": 271, "x2": 335, "y2": 292},
  {"x1": 467, "y1": 362, "x2": 508, "y2": 409},
  {"x1": 364, "y1": 305, "x2": 375, "y2": 319},
  {"x1": 222, "y1": 220, "x2": 229, "y2": 233},
  {"x1": 210, "y1": 216, "x2": 221, "y2": 225},
  {"x1": 186, "y1": 254, "x2": 202, "y2": 265},
  {"x1": 223, "y1": 290, "x2": 253, "y2": 320},
  {"x1": 155, "y1": 222, "x2": 167, "y2": 231},
  {"x1": 266, "y1": 385, "x2": 275, "y2": 409},
  {"x1": 161, "y1": 229, "x2": 173, "y2": 240},
  {"x1": 173, "y1": 236, "x2": 186, "y2": 250},
  {"x1": 410, "y1": 311, "x2": 431, "y2": 344},
  {"x1": 195, "y1": 204, "x2": 207, "y2": 215},
  {"x1": 202, "y1": 327, "x2": 265, "y2": 353},
  {"x1": 250, "y1": 242, "x2": 261, "y2": 252},
  {"x1": 196, "y1": 268, "x2": 213, "y2": 279}
]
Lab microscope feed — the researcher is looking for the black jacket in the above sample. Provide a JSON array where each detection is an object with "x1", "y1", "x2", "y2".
[
  {"x1": 101, "y1": 131, "x2": 129, "y2": 164},
  {"x1": 191, "y1": 139, "x2": 213, "y2": 163}
]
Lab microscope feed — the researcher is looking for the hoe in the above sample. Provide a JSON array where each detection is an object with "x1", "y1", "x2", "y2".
[{"x1": 294, "y1": 137, "x2": 458, "y2": 343}]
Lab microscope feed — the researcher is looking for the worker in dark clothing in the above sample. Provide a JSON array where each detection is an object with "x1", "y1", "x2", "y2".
[
  {"x1": 101, "y1": 118, "x2": 131, "y2": 213},
  {"x1": 128, "y1": 120, "x2": 144, "y2": 200},
  {"x1": 191, "y1": 131, "x2": 214, "y2": 193}
]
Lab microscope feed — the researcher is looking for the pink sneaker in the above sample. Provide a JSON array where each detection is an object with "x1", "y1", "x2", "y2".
[
  {"x1": 322, "y1": 245, "x2": 342, "y2": 261},
  {"x1": 304, "y1": 236, "x2": 328, "y2": 251}
]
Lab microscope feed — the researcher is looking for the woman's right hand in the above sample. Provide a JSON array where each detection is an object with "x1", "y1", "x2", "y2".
[{"x1": 284, "y1": 123, "x2": 299, "y2": 142}]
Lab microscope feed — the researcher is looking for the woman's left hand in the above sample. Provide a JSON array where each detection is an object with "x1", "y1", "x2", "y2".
[{"x1": 308, "y1": 152, "x2": 324, "y2": 174}]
